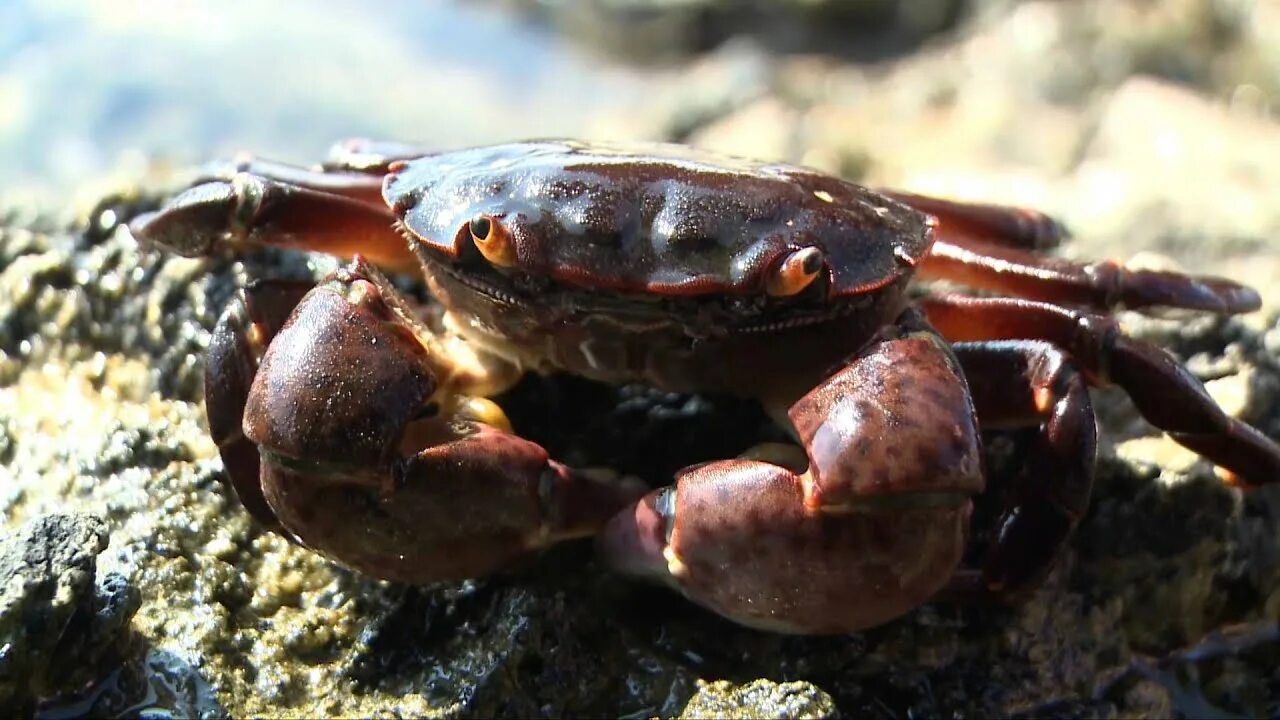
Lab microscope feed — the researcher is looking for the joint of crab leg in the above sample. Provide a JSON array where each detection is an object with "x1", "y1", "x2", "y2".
[
  {"x1": 946, "y1": 341, "x2": 1097, "y2": 601},
  {"x1": 920, "y1": 241, "x2": 1263, "y2": 314},
  {"x1": 125, "y1": 174, "x2": 272, "y2": 257},
  {"x1": 923, "y1": 294, "x2": 1280, "y2": 486},
  {"x1": 229, "y1": 173, "x2": 267, "y2": 235},
  {"x1": 1084, "y1": 259, "x2": 1262, "y2": 314},
  {"x1": 131, "y1": 170, "x2": 418, "y2": 271}
]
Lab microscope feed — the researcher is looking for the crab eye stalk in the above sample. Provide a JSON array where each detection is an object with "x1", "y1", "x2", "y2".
[
  {"x1": 766, "y1": 247, "x2": 825, "y2": 297},
  {"x1": 468, "y1": 214, "x2": 517, "y2": 267}
]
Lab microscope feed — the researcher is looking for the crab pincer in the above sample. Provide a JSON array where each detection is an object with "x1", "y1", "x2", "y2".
[
  {"x1": 600, "y1": 310, "x2": 986, "y2": 634},
  {"x1": 228, "y1": 258, "x2": 645, "y2": 582}
]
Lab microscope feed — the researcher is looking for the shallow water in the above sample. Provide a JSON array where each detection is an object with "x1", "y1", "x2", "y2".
[{"x1": 0, "y1": 0, "x2": 666, "y2": 193}]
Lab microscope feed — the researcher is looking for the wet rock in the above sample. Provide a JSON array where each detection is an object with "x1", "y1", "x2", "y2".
[
  {"x1": 0, "y1": 513, "x2": 139, "y2": 716},
  {"x1": 36, "y1": 646, "x2": 223, "y2": 719},
  {"x1": 1092, "y1": 621, "x2": 1280, "y2": 719},
  {"x1": 679, "y1": 679, "x2": 836, "y2": 719}
]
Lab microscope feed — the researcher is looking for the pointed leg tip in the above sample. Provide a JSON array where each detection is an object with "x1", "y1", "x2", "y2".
[
  {"x1": 124, "y1": 210, "x2": 158, "y2": 240},
  {"x1": 1193, "y1": 276, "x2": 1262, "y2": 314},
  {"x1": 128, "y1": 181, "x2": 238, "y2": 257},
  {"x1": 1228, "y1": 285, "x2": 1262, "y2": 314},
  {"x1": 1216, "y1": 467, "x2": 1247, "y2": 490}
]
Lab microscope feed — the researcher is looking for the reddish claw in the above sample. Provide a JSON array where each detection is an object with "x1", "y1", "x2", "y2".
[
  {"x1": 599, "y1": 311, "x2": 984, "y2": 633},
  {"x1": 224, "y1": 259, "x2": 645, "y2": 582}
]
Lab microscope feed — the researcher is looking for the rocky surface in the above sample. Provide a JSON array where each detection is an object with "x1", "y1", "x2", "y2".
[
  {"x1": 0, "y1": 513, "x2": 139, "y2": 716},
  {"x1": 679, "y1": 679, "x2": 836, "y2": 719},
  {"x1": 2, "y1": 0, "x2": 1279, "y2": 718}
]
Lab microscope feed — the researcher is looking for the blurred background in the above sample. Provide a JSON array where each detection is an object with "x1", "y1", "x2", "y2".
[{"x1": 3, "y1": 0, "x2": 1278, "y2": 282}]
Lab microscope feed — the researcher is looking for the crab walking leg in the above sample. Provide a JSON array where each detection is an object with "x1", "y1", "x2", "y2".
[
  {"x1": 192, "y1": 156, "x2": 388, "y2": 208},
  {"x1": 879, "y1": 190, "x2": 1067, "y2": 251},
  {"x1": 914, "y1": 235, "x2": 1261, "y2": 314},
  {"x1": 128, "y1": 170, "x2": 420, "y2": 274},
  {"x1": 944, "y1": 341, "x2": 1097, "y2": 603},
  {"x1": 921, "y1": 294, "x2": 1280, "y2": 485},
  {"x1": 239, "y1": 258, "x2": 645, "y2": 583},
  {"x1": 598, "y1": 310, "x2": 985, "y2": 634}
]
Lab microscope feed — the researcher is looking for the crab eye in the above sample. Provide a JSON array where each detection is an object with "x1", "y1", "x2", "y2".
[
  {"x1": 467, "y1": 214, "x2": 517, "y2": 267},
  {"x1": 766, "y1": 247, "x2": 824, "y2": 297}
]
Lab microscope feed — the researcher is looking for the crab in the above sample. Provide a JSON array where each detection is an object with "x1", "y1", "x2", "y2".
[{"x1": 129, "y1": 139, "x2": 1280, "y2": 634}]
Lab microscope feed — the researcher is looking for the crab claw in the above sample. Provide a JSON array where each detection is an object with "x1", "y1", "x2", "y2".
[
  {"x1": 599, "y1": 316, "x2": 984, "y2": 634},
  {"x1": 226, "y1": 258, "x2": 645, "y2": 583}
]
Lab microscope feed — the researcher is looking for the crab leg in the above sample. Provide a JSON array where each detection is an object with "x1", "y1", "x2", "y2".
[
  {"x1": 192, "y1": 156, "x2": 387, "y2": 207},
  {"x1": 914, "y1": 234, "x2": 1260, "y2": 315},
  {"x1": 234, "y1": 258, "x2": 644, "y2": 583},
  {"x1": 598, "y1": 309, "x2": 985, "y2": 634},
  {"x1": 880, "y1": 190, "x2": 1066, "y2": 251},
  {"x1": 129, "y1": 168, "x2": 419, "y2": 273},
  {"x1": 921, "y1": 294, "x2": 1280, "y2": 486},
  {"x1": 944, "y1": 341, "x2": 1097, "y2": 603}
]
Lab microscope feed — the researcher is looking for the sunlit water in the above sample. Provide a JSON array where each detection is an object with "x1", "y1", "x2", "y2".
[{"x1": 0, "y1": 0, "x2": 674, "y2": 193}]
